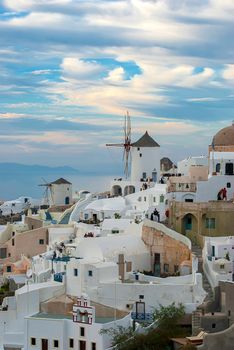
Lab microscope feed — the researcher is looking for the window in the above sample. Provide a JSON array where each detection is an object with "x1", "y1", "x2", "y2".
[
  {"x1": 144, "y1": 197, "x2": 146, "y2": 202},
  {"x1": 206, "y1": 218, "x2": 216, "y2": 229},
  {"x1": 80, "y1": 327, "x2": 85, "y2": 336},
  {"x1": 160, "y1": 195, "x2": 164, "y2": 203},
  {"x1": 111, "y1": 230, "x2": 119, "y2": 234},
  {"x1": 174, "y1": 265, "x2": 179, "y2": 273},
  {"x1": 88, "y1": 270, "x2": 93, "y2": 277},
  {"x1": 0, "y1": 248, "x2": 7, "y2": 259},
  {"x1": 212, "y1": 323, "x2": 216, "y2": 329},
  {"x1": 39, "y1": 239, "x2": 44, "y2": 245},
  {"x1": 220, "y1": 264, "x2": 225, "y2": 269},
  {"x1": 12, "y1": 231, "x2": 15, "y2": 236},
  {"x1": 139, "y1": 294, "x2": 144, "y2": 299},
  {"x1": 74, "y1": 268, "x2": 78, "y2": 277},
  {"x1": 54, "y1": 340, "x2": 59, "y2": 348},
  {"x1": 227, "y1": 182, "x2": 231, "y2": 188},
  {"x1": 92, "y1": 343, "x2": 96, "y2": 350},
  {"x1": 6, "y1": 266, "x2": 11, "y2": 273},
  {"x1": 31, "y1": 338, "x2": 36, "y2": 346},
  {"x1": 153, "y1": 197, "x2": 156, "y2": 202},
  {"x1": 138, "y1": 197, "x2": 141, "y2": 202},
  {"x1": 226, "y1": 163, "x2": 234, "y2": 175},
  {"x1": 137, "y1": 147, "x2": 140, "y2": 151},
  {"x1": 69, "y1": 338, "x2": 74, "y2": 348},
  {"x1": 142, "y1": 172, "x2": 146, "y2": 179},
  {"x1": 216, "y1": 163, "x2": 221, "y2": 173},
  {"x1": 84, "y1": 214, "x2": 89, "y2": 220},
  {"x1": 164, "y1": 264, "x2": 169, "y2": 273},
  {"x1": 139, "y1": 153, "x2": 142, "y2": 157},
  {"x1": 12, "y1": 238, "x2": 14, "y2": 246},
  {"x1": 185, "y1": 198, "x2": 194, "y2": 202}
]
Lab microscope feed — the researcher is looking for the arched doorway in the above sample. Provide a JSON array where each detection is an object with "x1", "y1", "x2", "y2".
[
  {"x1": 65, "y1": 196, "x2": 70, "y2": 205},
  {"x1": 124, "y1": 185, "x2": 135, "y2": 196},
  {"x1": 182, "y1": 213, "x2": 198, "y2": 235},
  {"x1": 112, "y1": 185, "x2": 122, "y2": 196}
]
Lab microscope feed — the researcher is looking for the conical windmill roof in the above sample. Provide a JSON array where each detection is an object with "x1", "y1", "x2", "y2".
[{"x1": 132, "y1": 131, "x2": 160, "y2": 147}]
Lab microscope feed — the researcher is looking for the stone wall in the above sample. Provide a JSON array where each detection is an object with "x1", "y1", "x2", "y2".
[
  {"x1": 25, "y1": 216, "x2": 43, "y2": 231},
  {"x1": 142, "y1": 222, "x2": 191, "y2": 275}
]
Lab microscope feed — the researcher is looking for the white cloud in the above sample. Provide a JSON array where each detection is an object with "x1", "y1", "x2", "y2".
[
  {"x1": 60, "y1": 57, "x2": 103, "y2": 81},
  {"x1": 223, "y1": 64, "x2": 234, "y2": 81},
  {"x1": 105, "y1": 67, "x2": 125, "y2": 84},
  {"x1": 187, "y1": 97, "x2": 220, "y2": 102},
  {"x1": 0, "y1": 112, "x2": 26, "y2": 119}
]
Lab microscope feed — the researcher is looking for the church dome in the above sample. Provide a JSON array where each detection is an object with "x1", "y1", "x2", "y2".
[{"x1": 212, "y1": 123, "x2": 234, "y2": 146}]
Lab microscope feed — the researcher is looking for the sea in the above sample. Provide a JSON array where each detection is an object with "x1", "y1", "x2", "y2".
[{"x1": 0, "y1": 173, "x2": 116, "y2": 201}]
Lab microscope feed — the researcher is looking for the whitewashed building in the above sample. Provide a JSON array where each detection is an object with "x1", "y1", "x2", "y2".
[
  {"x1": 203, "y1": 236, "x2": 234, "y2": 288},
  {"x1": 110, "y1": 131, "x2": 161, "y2": 197}
]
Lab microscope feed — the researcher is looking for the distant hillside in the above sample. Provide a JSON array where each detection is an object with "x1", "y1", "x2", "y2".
[
  {"x1": 0, "y1": 163, "x2": 78, "y2": 175},
  {"x1": 0, "y1": 163, "x2": 78, "y2": 200}
]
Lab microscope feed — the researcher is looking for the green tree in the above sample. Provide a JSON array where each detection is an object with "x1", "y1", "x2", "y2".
[{"x1": 101, "y1": 303, "x2": 187, "y2": 350}]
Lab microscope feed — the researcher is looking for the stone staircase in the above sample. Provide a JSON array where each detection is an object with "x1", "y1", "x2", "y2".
[{"x1": 191, "y1": 244, "x2": 213, "y2": 335}]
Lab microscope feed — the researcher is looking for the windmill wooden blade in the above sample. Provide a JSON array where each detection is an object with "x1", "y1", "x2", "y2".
[
  {"x1": 106, "y1": 111, "x2": 132, "y2": 178},
  {"x1": 106, "y1": 143, "x2": 124, "y2": 147}
]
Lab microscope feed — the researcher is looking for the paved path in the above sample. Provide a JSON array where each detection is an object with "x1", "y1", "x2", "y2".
[{"x1": 192, "y1": 244, "x2": 213, "y2": 302}]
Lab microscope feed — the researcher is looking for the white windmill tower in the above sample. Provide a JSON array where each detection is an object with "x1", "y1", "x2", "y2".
[{"x1": 107, "y1": 112, "x2": 161, "y2": 196}]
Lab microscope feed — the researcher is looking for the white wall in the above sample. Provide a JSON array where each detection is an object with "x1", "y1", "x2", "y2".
[
  {"x1": 25, "y1": 310, "x2": 131, "y2": 350},
  {"x1": 131, "y1": 147, "x2": 160, "y2": 182},
  {"x1": 177, "y1": 157, "x2": 208, "y2": 176},
  {"x1": 88, "y1": 273, "x2": 205, "y2": 313},
  {"x1": 51, "y1": 183, "x2": 72, "y2": 206},
  {"x1": 196, "y1": 175, "x2": 234, "y2": 202}
]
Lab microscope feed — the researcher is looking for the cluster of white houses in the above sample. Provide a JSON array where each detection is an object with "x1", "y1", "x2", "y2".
[{"x1": 1, "y1": 122, "x2": 234, "y2": 349}]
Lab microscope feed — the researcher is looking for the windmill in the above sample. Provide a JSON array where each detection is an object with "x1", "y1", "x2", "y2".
[
  {"x1": 38, "y1": 178, "x2": 54, "y2": 206},
  {"x1": 106, "y1": 111, "x2": 132, "y2": 178}
]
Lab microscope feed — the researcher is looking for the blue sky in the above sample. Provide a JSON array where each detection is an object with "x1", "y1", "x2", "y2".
[{"x1": 0, "y1": 0, "x2": 234, "y2": 174}]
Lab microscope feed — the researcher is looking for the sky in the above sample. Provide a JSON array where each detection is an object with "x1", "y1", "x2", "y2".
[{"x1": 0, "y1": 0, "x2": 234, "y2": 175}]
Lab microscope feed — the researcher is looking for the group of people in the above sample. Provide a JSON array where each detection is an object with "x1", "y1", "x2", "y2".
[{"x1": 217, "y1": 187, "x2": 227, "y2": 200}]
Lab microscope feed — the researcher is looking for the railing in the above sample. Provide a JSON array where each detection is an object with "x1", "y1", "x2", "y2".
[{"x1": 131, "y1": 312, "x2": 154, "y2": 322}]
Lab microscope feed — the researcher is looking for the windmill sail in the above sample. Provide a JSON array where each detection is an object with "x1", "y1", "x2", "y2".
[{"x1": 106, "y1": 111, "x2": 132, "y2": 179}]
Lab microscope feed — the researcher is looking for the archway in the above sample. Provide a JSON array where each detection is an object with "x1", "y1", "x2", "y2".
[
  {"x1": 124, "y1": 185, "x2": 135, "y2": 196},
  {"x1": 182, "y1": 194, "x2": 195, "y2": 203},
  {"x1": 111, "y1": 185, "x2": 122, "y2": 196},
  {"x1": 182, "y1": 213, "x2": 198, "y2": 235}
]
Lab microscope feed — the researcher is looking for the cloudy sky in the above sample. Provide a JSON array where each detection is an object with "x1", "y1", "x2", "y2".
[{"x1": 0, "y1": 0, "x2": 234, "y2": 174}]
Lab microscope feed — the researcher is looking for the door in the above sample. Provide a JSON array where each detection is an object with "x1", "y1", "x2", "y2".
[
  {"x1": 152, "y1": 171, "x2": 157, "y2": 183},
  {"x1": 136, "y1": 301, "x2": 145, "y2": 320},
  {"x1": 80, "y1": 340, "x2": 86, "y2": 350},
  {"x1": 211, "y1": 245, "x2": 215, "y2": 257},
  {"x1": 41, "y1": 339, "x2": 48, "y2": 350},
  {"x1": 185, "y1": 216, "x2": 192, "y2": 230},
  {"x1": 65, "y1": 196, "x2": 70, "y2": 204},
  {"x1": 225, "y1": 163, "x2": 233, "y2": 175},
  {"x1": 154, "y1": 253, "x2": 161, "y2": 276}
]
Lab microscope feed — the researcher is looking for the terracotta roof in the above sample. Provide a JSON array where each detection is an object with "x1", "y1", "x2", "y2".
[
  {"x1": 132, "y1": 131, "x2": 160, "y2": 147},
  {"x1": 50, "y1": 178, "x2": 72, "y2": 185},
  {"x1": 212, "y1": 124, "x2": 234, "y2": 146}
]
